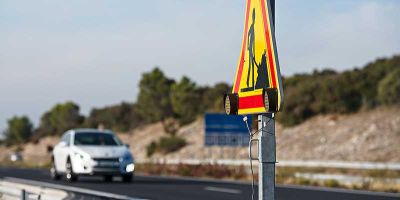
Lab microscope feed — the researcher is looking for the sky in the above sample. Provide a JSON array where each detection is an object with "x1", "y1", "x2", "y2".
[{"x1": 1, "y1": 0, "x2": 400, "y2": 133}]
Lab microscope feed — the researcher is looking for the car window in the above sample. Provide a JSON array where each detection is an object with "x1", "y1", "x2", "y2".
[
  {"x1": 61, "y1": 134, "x2": 67, "y2": 143},
  {"x1": 65, "y1": 134, "x2": 71, "y2": 145},
  {"x1": 61, "y1": 133, "x2": 70, "y2": 146},
  {"x1": 74, "y1": 132, "x2": 122, "y2": 146}
]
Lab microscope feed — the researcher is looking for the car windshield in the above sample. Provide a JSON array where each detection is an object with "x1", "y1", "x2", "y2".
[{"x1": 74, "y1": 132, "x2": 123, "y2": 146}]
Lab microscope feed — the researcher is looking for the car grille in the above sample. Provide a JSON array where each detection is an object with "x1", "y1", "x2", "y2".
[
  {"x1": 93, "y1": 158, "x2": 120, "y2": 162},
  {"x1": 93, "y1": 157, "x2": 120, "y2": 169}
]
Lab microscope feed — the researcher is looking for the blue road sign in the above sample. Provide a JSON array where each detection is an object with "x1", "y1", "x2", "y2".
[{"x1": 204, "y1": 113, "x2": 251, "y2": 146}]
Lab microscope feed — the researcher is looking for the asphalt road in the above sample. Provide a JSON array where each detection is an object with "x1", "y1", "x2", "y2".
[{"x1": 0, "y1": 167, "x2": 398, "y2": 200}]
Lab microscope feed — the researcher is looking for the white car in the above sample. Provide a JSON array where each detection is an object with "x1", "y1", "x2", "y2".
[{"x1": 51, "y1": 129, "x2": 134, "y2": 182}]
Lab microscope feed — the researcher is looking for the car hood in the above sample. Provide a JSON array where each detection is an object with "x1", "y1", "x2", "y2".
[{"x1": 73, "y1": 146, "x2": 129, "y2": 158}]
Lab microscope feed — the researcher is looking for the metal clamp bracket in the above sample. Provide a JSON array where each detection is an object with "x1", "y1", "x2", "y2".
[{"x1": 249, "y1": 138, "x2": 259, "y2": 160}]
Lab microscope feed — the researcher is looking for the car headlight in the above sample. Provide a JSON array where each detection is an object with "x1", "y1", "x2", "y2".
[{"x1": 126, "y1": 163, "x2": 135, "y2": 172}]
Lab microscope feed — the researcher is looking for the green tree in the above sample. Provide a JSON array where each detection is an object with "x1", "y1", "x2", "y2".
[
  {"x1": 136, "y1": 68, "x2": 175, "y2": 123},
  {"x1": 353, "y1": 55, "x2": 400, "y2": 108},
  {"x1": 170, "y1": 76, "x2": 201, "y2": 125},
  {"x1": 276, "y1": 55, "x2": 400, "y2": 127},
  {"x1": 4, "y1": 116, "x2": 33, "y2": 144},
  {"x1": 86, "y1": 102, "x2": 143, "y2": 132},
  {"x1": 36, "y1": 101, "x2": 84, "y2": 136},
  {"x1": 378, "y1": 69, "x2": 400, "y2": 105}
]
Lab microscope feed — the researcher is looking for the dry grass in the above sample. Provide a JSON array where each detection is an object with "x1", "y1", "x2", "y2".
[
  {"x1": 276, "y1": 166, "x2": 400, "y2": 193},
  {"x1": 136, "y1": 163, "x2": 249, "y2": 181},
  {"x1": 0, "y1": 159, "x2": 51, "y2": 169}
]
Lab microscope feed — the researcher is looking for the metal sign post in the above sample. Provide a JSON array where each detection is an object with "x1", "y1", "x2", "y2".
[
  {"x1": 258, "y1": 113, "x2": 275, "y2": 200},
  {"x1": 259, "y1": 1, "x2": 276, "y2": 200}
]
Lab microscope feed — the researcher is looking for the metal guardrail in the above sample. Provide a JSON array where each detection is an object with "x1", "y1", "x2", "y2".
[
  {"x1": 278, "y1": 160, "x2": 400, "y2": 170},
  {"x1": 0, "y1": 187, "x2": 41, "y2": 200},
  {"x1": 294, "y1": 172, "x2": 400, "y2": 185},
  {"x1": 144, "y1": 159, "x2": 400, "y2": 170}
]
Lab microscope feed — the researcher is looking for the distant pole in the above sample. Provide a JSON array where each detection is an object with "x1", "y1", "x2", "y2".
[
  {"x1": 21, "y1": 189, "x2": 27, "y2": 200},
  {"x1": 258, "y1": 1, "x2": 276, "y2": 200}
]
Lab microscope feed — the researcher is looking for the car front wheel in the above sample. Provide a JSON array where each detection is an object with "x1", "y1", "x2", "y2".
[
  {"x1": 65, "y1": 158, "x2": 78, "y2": 182},
  {"x1": 50, "y1": 158, "x2": 61, "y2": 180}
]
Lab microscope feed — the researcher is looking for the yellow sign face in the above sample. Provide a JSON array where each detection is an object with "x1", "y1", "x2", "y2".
[{"x1": 230, "y1": 0, "x2": 283, "y2": 115}]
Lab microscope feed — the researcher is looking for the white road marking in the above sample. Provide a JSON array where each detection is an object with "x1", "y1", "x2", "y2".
[
  {"x1": 4, "y1": 177, "x2": 148, "y2": 200},
  {"x1": 204, "y1": 186, "x2": 241, "y2": 194}
]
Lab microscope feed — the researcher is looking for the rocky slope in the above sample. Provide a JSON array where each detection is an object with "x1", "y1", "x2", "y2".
[
  {"x1": 276, "y1": 107, "x2": 400, "y2": 162},
  {"x1": 121, "y1": 106, "x2": 400, "y2": 162}
]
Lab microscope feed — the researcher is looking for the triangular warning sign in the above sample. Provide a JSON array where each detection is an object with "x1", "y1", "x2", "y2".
[{"x1": 225, "y1": 0, "x2": 283, "y2": 115}]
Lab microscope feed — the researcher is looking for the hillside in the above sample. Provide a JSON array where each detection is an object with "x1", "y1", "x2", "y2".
[
  {"x1": 276, "y1": 106, "x2": 400, "y2": 162},
  {"x1": 1, "y1": 106, "x2": 399, "y2": 165},
  {"x1": 123, "y1": 106, "x2": 400, "y2": 162}
]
